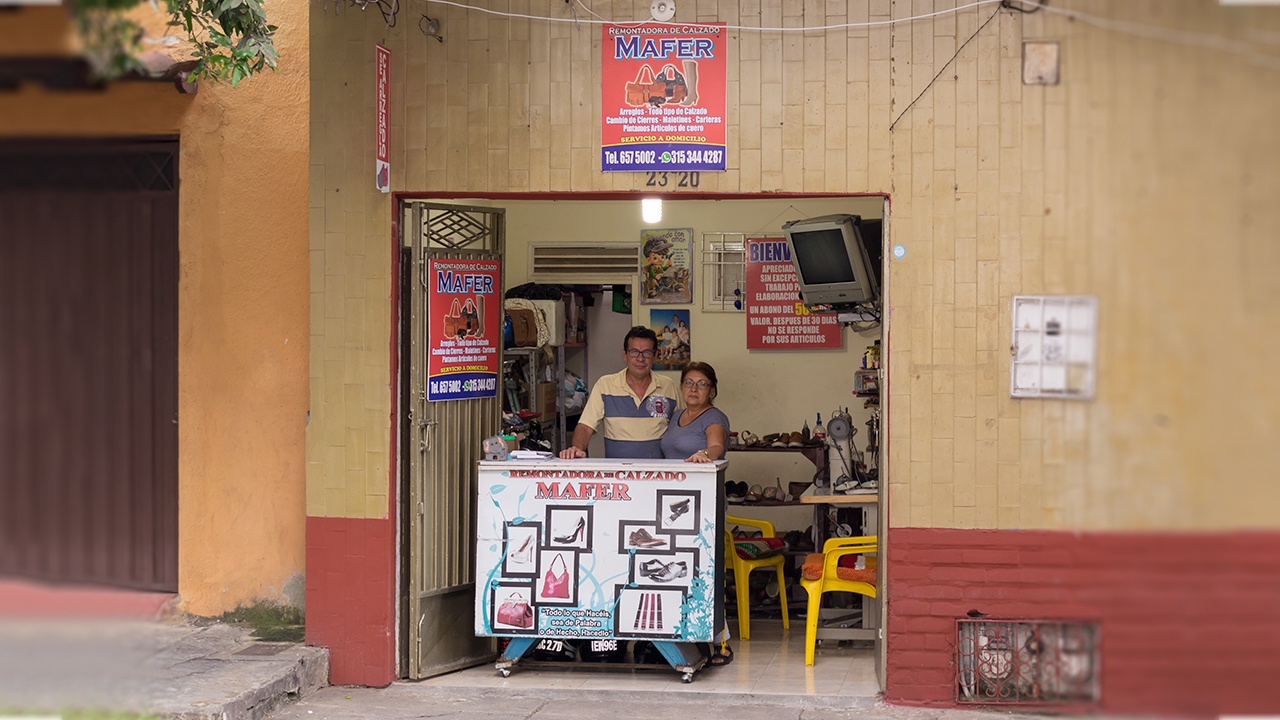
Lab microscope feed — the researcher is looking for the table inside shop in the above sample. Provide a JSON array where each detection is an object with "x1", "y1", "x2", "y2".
[
  {"x1": 475, "y1": 458, "x2": 727, "y2": 682},
  {"x1": 800, "y1": 493, "x2": 880, "y2": 641}
]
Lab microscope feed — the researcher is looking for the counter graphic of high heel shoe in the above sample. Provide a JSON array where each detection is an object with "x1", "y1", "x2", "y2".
[
  {"x1": 627, "y1": 528, "x2": 667, "y2": 548},
  {"x1": 553, "y1": 517, "x2": 586, "y2": 544},
  {"x1": 666, "y1": 498, "x2": 691, "y2": 524},
  {"x1": 508, "y1": 533, "x2": 534, "y2": 565}
]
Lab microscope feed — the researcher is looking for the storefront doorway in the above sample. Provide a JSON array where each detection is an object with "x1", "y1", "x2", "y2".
[{"x1": 395, "y1": 193, "x2": 889, "y2": 690}]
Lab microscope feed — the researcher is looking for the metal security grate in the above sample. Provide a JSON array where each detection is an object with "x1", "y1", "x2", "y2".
[{"x1": 956, "y1": 619, "x2": 1100, "y2": 706}]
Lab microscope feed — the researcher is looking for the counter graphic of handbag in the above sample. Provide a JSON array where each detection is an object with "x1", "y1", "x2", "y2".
[
  {"x1": 542, "y1": 553, "x2": 571, "y2": 598},
  {"x1": 633, "y1": 592, "x2": 664, "y2": 630},
  {"x1": 496, "y1": 593, "x2": 533, "y2": 628}
]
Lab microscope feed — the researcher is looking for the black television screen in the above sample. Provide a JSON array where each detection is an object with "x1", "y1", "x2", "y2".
[
  {"x1": 782, "y1": 214, "x2": 879, "y2": 305},
  {"x1": 791, "y1": 228, "x2": 857, "y2": 285}
]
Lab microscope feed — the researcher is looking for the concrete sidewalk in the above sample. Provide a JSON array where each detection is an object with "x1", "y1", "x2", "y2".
[
  {"x1": 266, "y1": 683, "x2": 1055, "y2": 720},
  {"x1": 0, "y1": 618, "x2": 327, "y2": 719}
]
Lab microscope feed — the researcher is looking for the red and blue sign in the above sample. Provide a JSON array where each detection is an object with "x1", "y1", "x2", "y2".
[
  {"x1": 428, "y1": 258, "x2": 502, "y2": 401},
  {"x1": 600, "y1": 23, "x2": 727, "y2": 173}
]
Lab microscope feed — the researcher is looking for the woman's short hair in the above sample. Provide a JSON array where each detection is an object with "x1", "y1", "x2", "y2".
[{"x1": 681, "y1": 361, "x2": 718, "y2": 398}]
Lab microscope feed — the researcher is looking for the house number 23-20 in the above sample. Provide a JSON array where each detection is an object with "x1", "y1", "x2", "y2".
[{"x1": 645, "y1": 172, "x2": 700, "y2": 188}]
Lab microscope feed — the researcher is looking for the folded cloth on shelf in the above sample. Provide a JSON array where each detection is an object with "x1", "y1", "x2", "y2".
[{"x1": 733, "y1": 537, "x2": 785, "y2": 560}]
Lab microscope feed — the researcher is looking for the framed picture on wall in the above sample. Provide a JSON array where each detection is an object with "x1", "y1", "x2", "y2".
[
  {"x1": 649, "y1": 309, "x2": 690, "y2": 370},
  {"x1": 640, "y1": 228, "x2": 693, "y2": 304}
]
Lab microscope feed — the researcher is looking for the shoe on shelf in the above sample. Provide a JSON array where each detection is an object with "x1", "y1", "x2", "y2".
[
  {"x1": 763, "y1": 433, "x2": 782, "y2": 447},
  {"x1": 787, "y1": 431, "x2": 804, "y2": 448},
  {"x1": 745, "y1": 484, "x2": 763, "y2": 502}
]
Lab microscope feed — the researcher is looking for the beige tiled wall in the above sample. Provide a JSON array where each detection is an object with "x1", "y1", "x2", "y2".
[{"x1": 310, "y1": 1, "x2": 1280, "y2": 529}]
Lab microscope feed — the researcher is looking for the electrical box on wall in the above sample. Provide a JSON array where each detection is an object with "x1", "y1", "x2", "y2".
[{"x1": 1010, "y1": 295, "x2": 1097, "y2": 399}]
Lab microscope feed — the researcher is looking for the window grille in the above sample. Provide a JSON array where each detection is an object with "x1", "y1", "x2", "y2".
[
  {"x1": 956, "y1": 619, "x2": 1100, "y2": 707},
  {"x1": 700, "y1": 232, "x2": 747, "y2": 312}
]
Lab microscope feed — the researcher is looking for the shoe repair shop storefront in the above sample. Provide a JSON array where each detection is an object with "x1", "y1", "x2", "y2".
[{"x1": 393, "y1": 195, "x2": 888, "y2": 686}]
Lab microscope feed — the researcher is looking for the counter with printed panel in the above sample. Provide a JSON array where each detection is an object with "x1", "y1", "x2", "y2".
[{"x1": 475, "y1": 458, "x2": 726, "y2": 681}]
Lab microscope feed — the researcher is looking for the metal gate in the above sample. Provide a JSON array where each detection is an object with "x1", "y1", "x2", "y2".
[
  {"x1": 0, "y1": 139, "x2": 179, "y2": 591},
  {"x1": 402, "y1": 201, "x2": 504, "y2": 678}
]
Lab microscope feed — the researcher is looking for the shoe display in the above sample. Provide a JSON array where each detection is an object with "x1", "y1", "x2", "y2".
[
  {"x1": 508, "y1": 533, "x2": 533, "y2": 565},
  {"x1": 628, "y1": 528, "x2": 667, "y2": 548},
  {"x1": 640, "y1": 560, "x2": 687, "y2": 583},
  {"x1": 768, "y1": 433, "x2": 786, "y2": 448},
  {"x1": 554, "y1": 516, "x2": 586, "y2": 544}
]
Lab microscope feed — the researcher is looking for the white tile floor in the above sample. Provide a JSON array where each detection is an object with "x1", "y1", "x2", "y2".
[{"x1": 418, "y1": 619, "x2": 879, "y2": 699}]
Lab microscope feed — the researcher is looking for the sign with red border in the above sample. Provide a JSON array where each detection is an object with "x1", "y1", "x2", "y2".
[
  {"x1": 375, "y1": 44, "x2": 390, "y2": 193},
  {"x1": 427, "y1": 258, "x2": 502, "y2": 401},
  {"x1": 745, "y1": 238, "x2": 842, "y2": 350},
  {"x1": 600, "y1": 23, "x2": 727, "y2": 172}
]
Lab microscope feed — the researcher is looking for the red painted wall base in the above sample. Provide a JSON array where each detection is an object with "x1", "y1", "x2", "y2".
[
  {"x1": 885, "y1": 527, "x2": 1280, "y2": 718},
  {"x1": 305, "y1": 515, "x2": 396, "y2": 687}
]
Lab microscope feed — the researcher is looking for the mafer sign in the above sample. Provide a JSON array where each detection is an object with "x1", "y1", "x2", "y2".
[
  {"x1": 600, "y1": 23, "x2": 727, "y2": 172},
  {"x1": 427, "y1": 258, "x2": 501, "y2": 401}
]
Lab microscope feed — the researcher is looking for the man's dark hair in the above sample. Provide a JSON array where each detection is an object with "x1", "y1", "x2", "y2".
[{"x1": 623, "y1": 325, "x2": 658, "y2": 351}]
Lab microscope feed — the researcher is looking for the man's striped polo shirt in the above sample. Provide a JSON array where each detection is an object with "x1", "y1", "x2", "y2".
[{"x1": 577, "y1": 368, "x2": 681, "y2": 459}]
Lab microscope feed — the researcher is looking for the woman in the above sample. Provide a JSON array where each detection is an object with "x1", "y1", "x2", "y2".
[
  {"x1": 660, "y1": 362, "x2": 728, "y2": 464},
  {"x1": 660, "y1": 362, "x2": 734, "y2": 666}
]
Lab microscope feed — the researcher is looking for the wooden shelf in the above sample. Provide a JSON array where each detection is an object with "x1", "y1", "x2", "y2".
[{"x1": 727, "y1": 444, "x2": 826, "y2": 470}]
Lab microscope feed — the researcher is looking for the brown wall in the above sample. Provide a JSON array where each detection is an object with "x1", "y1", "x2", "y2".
[
  {"x1": 0, "y1": 2, "x2": 310, "y2": 615},
  {"x1": 310, "y1": 0, "x2": 1280, "y2": 533}
]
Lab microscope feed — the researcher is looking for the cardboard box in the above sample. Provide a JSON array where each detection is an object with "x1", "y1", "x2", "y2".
[{"x1": 535, "y1": 382, "x2": 558, "y2": 424}]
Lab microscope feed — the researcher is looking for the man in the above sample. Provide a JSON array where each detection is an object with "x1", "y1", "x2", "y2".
[{"x1": 558, "y1": 325, "x2": 681, "y2": 459}]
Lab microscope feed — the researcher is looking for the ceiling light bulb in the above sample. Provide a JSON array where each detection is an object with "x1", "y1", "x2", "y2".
[{"x1": 642, "y1": 198, "x2": 662, "y2": 224}]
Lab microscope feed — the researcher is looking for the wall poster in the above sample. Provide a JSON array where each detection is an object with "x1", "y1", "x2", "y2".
[
  {"x1": 475, "y1": 459, "x2": 724, "y2": 642},
  {"x1": 744, "y1": 238, "x2": 842, "y2": 349},
  {"x1": 640, "y1": 228, "x2": 693, "y2": 304},
  {"x1": 649, "y1": 309, "x2": 691, "y2": 371},
  {"x1": 600, "y1": 22, "x2": 727, "y2": 172},
  {"x1": 427, "y1": 257, "x2": 502, "y2": 401}
]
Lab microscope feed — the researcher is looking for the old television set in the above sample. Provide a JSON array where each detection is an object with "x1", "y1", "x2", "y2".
[{"x1": 781, "y1": 214, "x2": 880, "y2": 306}]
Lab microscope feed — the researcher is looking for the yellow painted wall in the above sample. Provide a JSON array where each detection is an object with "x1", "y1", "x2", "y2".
[
  {"x1": 1, "y1": 2, "x2": 310, "y2": 614},
  {"x1": 310, "y1": 2, "x2": 1280, "y2": 532}
]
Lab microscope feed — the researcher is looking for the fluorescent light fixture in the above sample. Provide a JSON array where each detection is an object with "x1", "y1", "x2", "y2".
[{"x1": 642, "y1": 197, "x2": 663, "y2": 224}]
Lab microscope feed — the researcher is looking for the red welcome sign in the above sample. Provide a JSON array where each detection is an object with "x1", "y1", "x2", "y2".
[{"x1": 745, "y1": 238, "x2": 842, "y2": 350}]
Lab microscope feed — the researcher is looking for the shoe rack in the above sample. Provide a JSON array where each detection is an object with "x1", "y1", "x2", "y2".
[{"x1": 505, "y1": 346, "x2": 566, "y2": 452}]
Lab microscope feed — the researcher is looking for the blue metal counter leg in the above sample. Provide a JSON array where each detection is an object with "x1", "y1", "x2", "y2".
[
  {"x1": 495, "y1": 637, "x2": 537, "y2": 677},
  {"x1": 653, "y1": 641, "x2": 707, "y2": 683}
]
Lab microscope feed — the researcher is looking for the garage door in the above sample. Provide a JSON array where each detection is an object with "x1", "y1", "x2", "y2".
[{"x1": 0, "y1": 139, "x2": 179, "y2": 591}]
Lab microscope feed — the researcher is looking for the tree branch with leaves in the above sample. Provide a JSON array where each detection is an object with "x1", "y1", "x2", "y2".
[{"x1": 71, "y1": 0, "x2": 278, "y2": 87}]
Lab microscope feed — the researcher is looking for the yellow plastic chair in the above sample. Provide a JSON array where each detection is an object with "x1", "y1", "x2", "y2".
[
  {"x1": 723, "y1": 514, "x2": 789, "y2": 640},
  {"x1": 800, "y1": 535, "x2": 878, "y2": 665}
]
